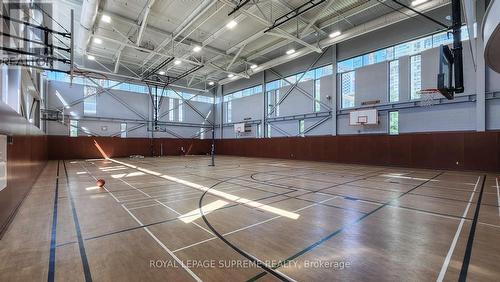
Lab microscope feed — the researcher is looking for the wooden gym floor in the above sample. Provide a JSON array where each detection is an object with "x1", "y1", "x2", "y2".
[{"x1": 0, "y1": 156, "x2": 499, "y2": 281}]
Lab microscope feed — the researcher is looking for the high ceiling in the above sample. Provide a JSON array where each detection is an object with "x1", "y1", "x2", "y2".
[{"x1": 53, "y1": 0, "x2": 451, "y2": 90}]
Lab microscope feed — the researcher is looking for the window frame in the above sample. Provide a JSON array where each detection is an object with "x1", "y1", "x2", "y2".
[
  {"x1": 69, "y1": 120, "x2": 78, "y2": 137},
  {"x1": 341, "y1": 71, "x2": 355, "y2": 109},
  {"x1": 388, "y1": 111, "x2": 399, "y2": 135},
  {"x1": 410, "y1": 55, "x2": 422, "y2": 100},
  {"x1": 388, "y1": 60, "x2": 399, "y2": 103}
]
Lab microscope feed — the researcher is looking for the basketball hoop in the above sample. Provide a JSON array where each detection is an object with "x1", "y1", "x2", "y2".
[{"x1": 418, "y1": 89, "x2": 441, "y2": 107}]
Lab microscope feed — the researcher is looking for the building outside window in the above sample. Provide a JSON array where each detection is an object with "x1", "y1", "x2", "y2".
[
  {"x1": 169, "y1": 98, "x2": 174, "y2": 121},
  {"x1": 69, "y1": 120, "x2": 78, "y2": 137},
  {"x1": 226, "y1": 101, "x2": 232, "y2": 123},
  {"x1": 410, "y1": 55, "x2": 422, "y2": 99},
  {"x1": 299, "y1": 120, "x2": 305, "y2": 137},
  {"x1": 267, "y1": 91, "x2": 274, "y2": 117},
  {"x1": 314, "y1": 79, "x2": 321, "y2": 112},
  {"x1": 389, "y1": 111, "x2": 399, "y2": 135},
  {"x1": 275, "y1": 90, "x2": 280, "y2": 117},
  {"x1": 389, "y1": 60, "x2": 399, "y2": 102},
  {"x1": 341, "y1": 71, "x2": 355, "y2": 108},
  {"x1": 83, "y1": 86, "x2": 97, "y2": 115},
  {"x1": 120, "y1": 123, "x2": 127, "y2": 138},
  {"x1": 178, "y1": 100, "x2": 184, "y2": 121}
]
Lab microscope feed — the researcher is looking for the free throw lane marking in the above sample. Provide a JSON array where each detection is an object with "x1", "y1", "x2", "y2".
[{"x1": 436, "y1": 176, "x2": 480, "y2": 282}]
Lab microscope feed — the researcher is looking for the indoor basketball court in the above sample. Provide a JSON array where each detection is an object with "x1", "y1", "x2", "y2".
[{"x1": 1, "y1": 0, "x2": 500, "y2": 281}]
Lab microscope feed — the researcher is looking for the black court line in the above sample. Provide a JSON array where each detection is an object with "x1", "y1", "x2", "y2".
[
  {"x1": 246, "y1": 171, "x2": 446, "y2": 281},
  {"x1": 250, "y1": 170, "x2": 478, "y2": 222},
  {"x1": 459, "y1": 174, "x2": 486, "y2": 281},
  {"x1": 198, "y1": 184, "x2": 292, "y2": 281},
  {"x1": 48, "y1": 161, "x2": 60, "y2": 282},
  {"x1": 63, "y1": 161, "x2": 93, "y2": 282},
  {"x1": 196, "y1": 167, "x2": 390, "y2": 281}
]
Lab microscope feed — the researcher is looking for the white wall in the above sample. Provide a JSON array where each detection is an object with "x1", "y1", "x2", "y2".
[
  {"x1": 218, "y1": 39, "x2": 500, "y2": 139},
  {"x1": 46, "y1": 81, "x2": 214, "y2": 139}
]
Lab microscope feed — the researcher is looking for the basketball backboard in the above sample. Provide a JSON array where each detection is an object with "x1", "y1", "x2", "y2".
[{"x1": 438, "y1": 45, "x2": 454, "y2": 99}]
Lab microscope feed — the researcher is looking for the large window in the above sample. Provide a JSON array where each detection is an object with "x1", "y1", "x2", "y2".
[
  {"x1": 169, "y1": 98, "x2": 174, "y2": 121},
  {"x1": 389, "y1": 111, "x2": 399, "y2": 135},
  {"x1": 275, "y1": 90, "x2": 280, "y2": 117},
  {"x1": 267, "y1": 90, "x2": 275, "y2": 117},
  {"x1": 389, "y1": 60, "x2": 399, "y2": 102},
  {"x1": 299, "y1": 120, "x2": 305, "y2": 137},
  {"x1": 337, "y1": 26, "x2": 469, "y2": 74},
  {"x1": 120, "y1": 123, "x2": 127, "y2": 138},
  {"x1": 178, "y1": 100, "x2": 184, "y2": 122},
  {"x1": 314, "y1": 79, "x2": 321, "y2": 112},
  {"x1": 83, "y1": 86, "x2": 97, "y2": 115},
  {"x1": 45, "y1": 72, "x2": 214, "y2": 104},
  {"x1": 224, "y1": 85, "x2": 263, "y2": 102},
  {"x1": 410, "y1": 55, "x2": 422, "y2": 100},
  {"x1": 69, "y1": 120, "x2": 78, "y2": 137},
  {"x1": 341, "y1": 72, "x2": 355, "y2": 108},
  {"x1": 264, "y1": 65, "x2": 333, "y2": 93},
  {"x1": 226, "y1": 101, "x2": 232, "y2": 123},
  {"x1": 267, "y1": 124, "x2": 271, "y2": 138}
]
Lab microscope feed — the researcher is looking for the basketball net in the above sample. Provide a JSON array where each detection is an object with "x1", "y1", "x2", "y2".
[{"x1": 418, "y1": 89, "x2": 441, "y2": 107}]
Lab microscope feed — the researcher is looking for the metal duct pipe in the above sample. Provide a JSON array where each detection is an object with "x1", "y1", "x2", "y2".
[{"x1": 78, "y1": 0, "x2": 99, "y2": 54}]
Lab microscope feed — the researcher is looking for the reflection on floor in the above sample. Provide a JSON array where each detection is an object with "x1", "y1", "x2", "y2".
[{"x1": 1, "y1": 156, "x2": 499, "y2": 281}]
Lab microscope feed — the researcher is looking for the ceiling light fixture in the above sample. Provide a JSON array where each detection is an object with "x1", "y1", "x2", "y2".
[
  {"x1": 193, "y1": 46, "x2": 202, "y2": 52},
  {"x1": 93, "y1": 38, "x2": 103, "y2": 44},
  {"x1": 411, "y1": 0, "x2": 428, "y2": 6},
  {"x1": 174, "y1": 60, "x2": 182, "y2": 65},
  {"x1": 226, "y1": 20, "x2": 237, "y2": 29},
  {"x1": 329, "y1": 31, "x2": 341, "y2": 38},
  {"x1": 87, "y1": 55, "x2": 95, "y2": 60},
  {"x1": 159, "y1": 71, "x2": 166, "y2": 75},
  {"x1": 208, "y1": 81, "x2": 215, "y2": 86},
  {"x1": 101, "y1": 15, "x2": 111, "y2": 23},
  {"x1": 227, "y1": 74, "x2": 234, "y2": 78},
  {"x1": 286, "y1": 49, "x2": 295, "y2": 55},
  {"x1": 250, "y1": 64, "x2": 258, "y2": 69}
]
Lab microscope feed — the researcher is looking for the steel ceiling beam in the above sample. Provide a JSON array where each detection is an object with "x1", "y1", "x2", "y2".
[
  {"x1": 219, "y1": 0, "x2": 450, "y2": 84},
  {"x1": 266, "y1": 31, "x2": 322, "y2": 53},
  {"x1": 264, "y1": 0, "x2": 329, "y2": 33},
  {"x1": 300, "y1": 0, "x2": 336, "y2": 37},
  {"x1": 136, "y1": 0, "x2": 156, "y2": 46},
  {"x1": 228, "y1": 0, "x2": 251, "y2": 16},
  {"x1": 139, "y1": 0, "x2": 217, "y2": 68}
]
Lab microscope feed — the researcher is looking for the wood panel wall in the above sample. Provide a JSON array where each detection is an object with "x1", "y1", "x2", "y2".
[
  {"x1": 215, "y1": 132, "x2": 500, "y2": 171},
  {"x1": 0, "y1": 103, "x2": 48, "y2": 237},
  {"x1": 47, "y1": 136, "x2": 212, "y2": 160}
]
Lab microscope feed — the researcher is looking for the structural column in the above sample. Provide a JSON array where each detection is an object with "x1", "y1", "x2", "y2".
[
  {"x1": 262, "y1": 70, "x2": 267, "y2": 138},
  {"x1": 217, "y1": 85, "x2": 224, "y2": 139},
  {"x1": 331, "y1": 45, "x2": 338, "y2": 135},
  {"x1": 475, "y1": 0, "x2": 486, "y2": 132}
]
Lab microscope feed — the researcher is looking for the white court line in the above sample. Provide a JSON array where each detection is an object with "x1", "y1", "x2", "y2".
[
  {"x1": 119, "y1": 178, "x2": 215, "y2": 236},
  {"x1": 77, "y1": 161, "x2": 203, "y2": 281},
  {"x1": 123, "y1": 206, "x2": 203, "y2": 282},
  {"x1": 436, "y1": 176, "x2": 481, "y2": 282},
  {"x1": 496, "y1": 177, "x2": 500, "y2": 218},
  {"x1": 126, "y1": 187, "x2": 253, "y2": 211},
  {"x1": 172, "y1": 197, "x2": 338, "y2": 253}
]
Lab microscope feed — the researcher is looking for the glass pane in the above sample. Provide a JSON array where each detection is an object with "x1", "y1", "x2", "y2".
[
  {"x1": 410, "y1": 55, "x2": 422, "y2": 99},
  {"x1": 389, "y1": 60, "x2": 399, "y2": 102},
  {"x1": 389, "y1": 111, "x2": 399, "y2": 135},
  {"x1": 341, "y1": 71, "x2": 355, "y2": 108},
  {"x1": 314, "y1": 79, "x2": 321, "y2": 112}
]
